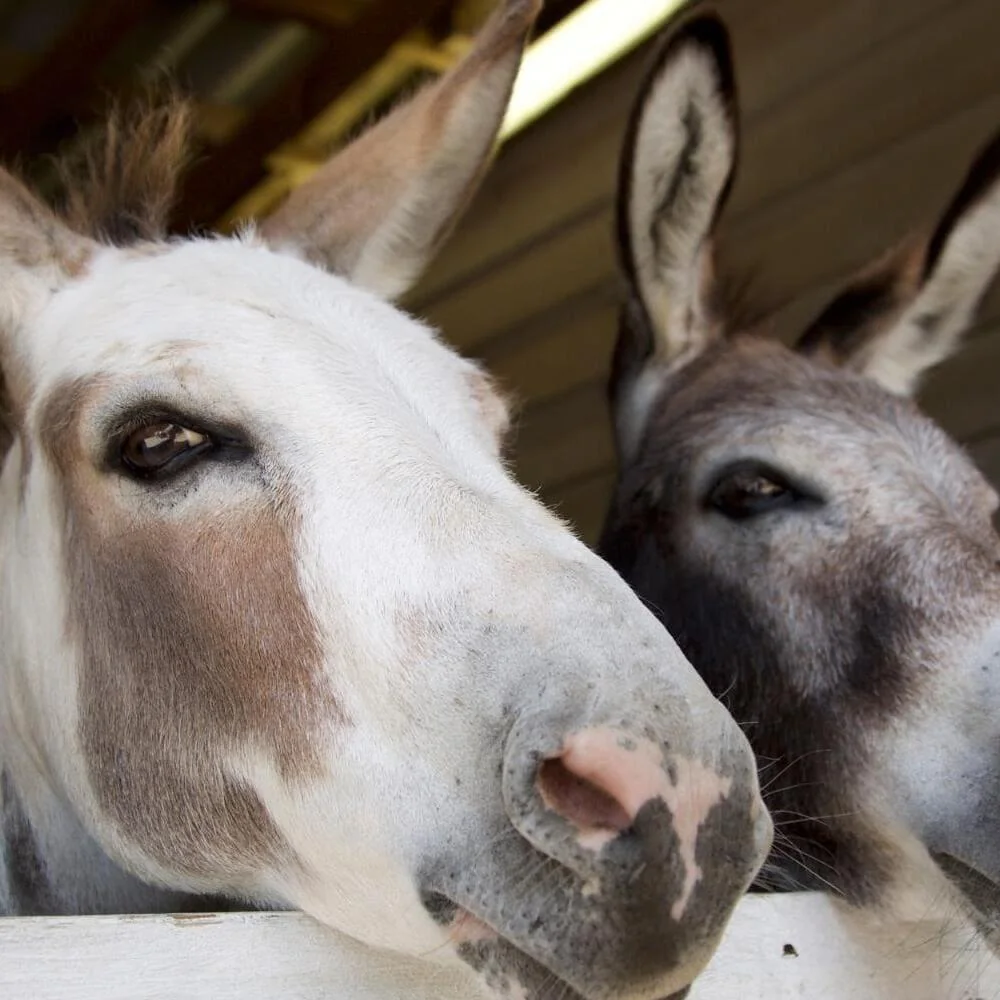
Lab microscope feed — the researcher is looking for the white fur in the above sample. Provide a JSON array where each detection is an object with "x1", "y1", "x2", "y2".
[
  {"x1": 0, "y1": 224, "x2": 764, "y2": 995},
  {"x1": 0, "y1": 11, "x2": 773, "y2": 995}
]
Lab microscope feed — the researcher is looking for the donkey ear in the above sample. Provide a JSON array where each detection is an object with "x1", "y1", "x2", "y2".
[
  {"x1": 0, "y1": 170, "x2": 95, "y2": 446},
  {"x1": 260, "y1": 0, "x2": 540, "y2": 301},
  {"x1": 0, "y1": 170, "x2": 94, "y2": 325},
  {"x1": 616, "y1": 14, "x2": 739, "y2": 371},
  {"x1": 798, "y1": 129, "x2": 1000, "y2": 396}
]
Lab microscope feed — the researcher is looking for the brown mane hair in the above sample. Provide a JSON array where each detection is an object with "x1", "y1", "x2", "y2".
[{"x1": 48, "y1": 93, "x2": 194, "y2": 246}]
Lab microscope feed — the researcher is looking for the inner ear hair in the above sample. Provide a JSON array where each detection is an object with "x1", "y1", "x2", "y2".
[
  {"x1": 795, "y1": 241, "x2": 924, "y2": 366},
  {"x1": 616, "y1": 13, "x2": 740, "y2": 370},
  {"x1": 796, "y1": 127, "x2": 1000, "y2": 396}
]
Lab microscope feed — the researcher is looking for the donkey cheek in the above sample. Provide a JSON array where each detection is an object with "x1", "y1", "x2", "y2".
[{"x1": 40, "y1": 381, "x2": 334, "y2": 880}]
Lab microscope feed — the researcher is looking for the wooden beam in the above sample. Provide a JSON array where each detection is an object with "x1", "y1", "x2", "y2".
[
  {"x1": 0, "y1": 0, "x2": 157, "y2": 159},
  {"x1": 173, "y1": 0, "x2": 453, "y2": 229},
  {"x1": 230, "y1": 0, "x2": 366, "y2": 32},
  {"x1": 0, "y1": 45, "x2": 37, "y2": 90},
  {"x1": 1, "y1": 894, "x2": 997, "y2": 999}
]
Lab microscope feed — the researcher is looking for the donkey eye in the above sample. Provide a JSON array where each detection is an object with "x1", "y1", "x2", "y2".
[
  {"x1": 708, "y1": 465, "x2": 797, "y2": 520},
  {"x1": 121, "y1": 422, "x2": 210, "y2": 477}
]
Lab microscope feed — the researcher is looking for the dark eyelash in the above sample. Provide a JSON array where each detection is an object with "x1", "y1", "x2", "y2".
[
  {"x1": 704, "y1": 460, "x2": 818, "y2": 504},
  {"x1": 103, "y1": 406, "x2": 250, "y2": 472}
]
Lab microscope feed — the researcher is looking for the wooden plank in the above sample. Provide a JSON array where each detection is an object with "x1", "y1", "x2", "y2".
[
  {"x1": 506, "y1": 316, "x2": 1000, "y2": 507},
  {"x1": 719, "y1": 0, "x2": 958, "y2": 122},
  {"x1": 424, "y1": 204, "x2": 615, "y2": 352},
  {"x1": 483, "y1": 287, "x2": 618, "y2": 403},
  {"x1": 1, "y1": 894, "x2": 997, "y2": 999},
  {"x1": 0, "y1": 0, "x2": 157, "y2": 159},
  {"x1": 428, "y1": 88, "x2": 1000, "y2": 360},
  {"x1": 172, "y1": 0, "x2": 452, "y2": 229},
  {"x1": 512, "y1": 380, "x2": 613, "y2": 491},
  {"x1": 722, "y1": 93, "x2": 1000, "y2": 323},
  {"x1": 542, "y1": 468, "x2": 615, "y2": 545},
  {"x1": 731, "y1": 0, "x2": 1000, "y2": 224},
  {"x1": 230, "y1": 0, "x2": 366, "y2": 31},
  {"x1": 0, "y1": 909, "x2": 469, "y2": 1000},
  {"x1": 412, "y1": 0, "x2": 964, "y2": 307}
]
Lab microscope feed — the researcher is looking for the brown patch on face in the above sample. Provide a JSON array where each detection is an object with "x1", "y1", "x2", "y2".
[{"x1": 38, "y1": 375, "x2": 340, "y2": 883}]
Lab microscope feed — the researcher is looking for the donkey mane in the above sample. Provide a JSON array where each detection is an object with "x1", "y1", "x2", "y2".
[{"x1": 45, "y1": 94, "x2": 193, "y2": 246}]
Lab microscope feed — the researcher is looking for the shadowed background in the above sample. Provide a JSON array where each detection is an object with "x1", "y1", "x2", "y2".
[{"x1": 3, "y1": 0, "x2": 998, "y2": 543}]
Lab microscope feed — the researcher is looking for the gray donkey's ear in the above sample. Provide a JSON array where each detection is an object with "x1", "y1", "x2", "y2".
[
  {"x1": 798, "y1": 129, "x2": 1000, "y2": 396},
  {"x1": 610, "y1": 13, "x2": 739, "y2": 457},
  {"x1": 617, "y1": 14, "x2": 738, "y2": 365}
]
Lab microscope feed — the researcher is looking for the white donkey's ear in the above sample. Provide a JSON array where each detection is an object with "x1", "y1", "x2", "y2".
[
  {"x1": 0, "y1": 170, "x2": 95, "y2": 331},
  {"x1": 260, "y1": 0, "x2": 540, "y2": 301},
  {"x1": 798, "y1": 129, "x2": 1000, "y2": 396},
  {"x1": 0, "y1": 170, "x2": 95, "y2": 445},
  {"x1": 616, "y1": 14, "x2": 738, "y2": 370}
]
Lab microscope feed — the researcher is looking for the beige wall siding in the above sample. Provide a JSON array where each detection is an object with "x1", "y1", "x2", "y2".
[{"x1": 409, "y1": 0, "x2": 1000, "y2": 542}]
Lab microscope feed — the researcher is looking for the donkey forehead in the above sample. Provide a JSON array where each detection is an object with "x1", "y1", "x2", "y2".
[
  {"x1": 648, "y1": 340, "x2": 995, "y2": 515},
  {"x1": 28, "y1": 238, "x2": 479, "y2": 401}
]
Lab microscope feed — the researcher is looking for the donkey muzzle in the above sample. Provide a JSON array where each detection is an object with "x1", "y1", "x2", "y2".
[{"x1": 477, "y1": 712, "x2": 770, "y2": 997}]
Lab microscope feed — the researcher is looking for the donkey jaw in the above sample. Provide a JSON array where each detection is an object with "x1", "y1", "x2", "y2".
[
  {"x1": 452, "y1": 935, "x2": 703, "y2": 1000},
  {"x1": 418, "y1": 807, "x2": 768, "y2": 1000},
  {"x1": 427, "y1": 897, "x2": 715, "y2": 1000}
]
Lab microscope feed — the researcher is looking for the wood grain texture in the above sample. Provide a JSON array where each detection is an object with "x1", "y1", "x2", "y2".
[
  {"x1": 405, "y1": 0, "x2": 1000, "y2": 543},
  {"x1": 1, "y1": 893, "x2": 996, "y2": 999},
  {"x1": 412, "y1": 0, "x2": 975, "y2": 308}
]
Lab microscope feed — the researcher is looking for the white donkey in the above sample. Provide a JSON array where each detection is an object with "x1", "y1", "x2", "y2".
[
  {"x1": 0, "y1": 2, "x2": 772, "y2": 999},
  {"x1": 599, "y1": 10, "x2": 1000, "y2": 957}
]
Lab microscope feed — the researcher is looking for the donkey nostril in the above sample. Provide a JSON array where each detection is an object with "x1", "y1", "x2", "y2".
[{"x1": 537, "y1": 755, "x2": 632, "y2": 836}]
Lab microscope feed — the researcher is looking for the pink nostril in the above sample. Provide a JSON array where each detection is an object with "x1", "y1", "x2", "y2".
[
  {"x1": 537, "y1": 756, "x2": 633, "y2": 837},
  {"x1": 523, "y1": 726, "x2": 742, "y2": 918},
  {"x1": 535, "y1": 728, "x2": 688, "y2": 850}
]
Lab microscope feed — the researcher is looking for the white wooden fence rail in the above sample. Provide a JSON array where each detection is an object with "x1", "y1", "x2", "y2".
[{"x1": 1, "y1": 892, "x2": 998, "y2": 999}]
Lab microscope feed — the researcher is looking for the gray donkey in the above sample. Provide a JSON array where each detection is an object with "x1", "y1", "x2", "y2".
[{"x1": 598, "y1": 12, "x2": 1000, "y2": 939}]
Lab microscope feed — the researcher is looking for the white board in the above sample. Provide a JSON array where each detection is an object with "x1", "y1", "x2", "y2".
[{"x1": 1, "y1": 893, "x2": 997, "y2": 1000}]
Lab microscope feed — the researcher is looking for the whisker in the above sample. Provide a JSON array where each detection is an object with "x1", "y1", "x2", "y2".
[{"x1": 759, "y1": 748, "x2": 833, "y2": 793}]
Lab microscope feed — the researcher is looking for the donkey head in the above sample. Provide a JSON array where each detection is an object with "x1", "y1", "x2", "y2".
[
  {"x1": 0, "y1": 3, "x2": 772, "y2": 997},
  {"x1": 600, "y1": 13, "x2": 1000, "y2": 937}
]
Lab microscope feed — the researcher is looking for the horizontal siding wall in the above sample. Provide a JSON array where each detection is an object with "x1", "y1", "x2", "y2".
[{"x1": 408, "y1": 0, "x2": 1000, "y2": 543}]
